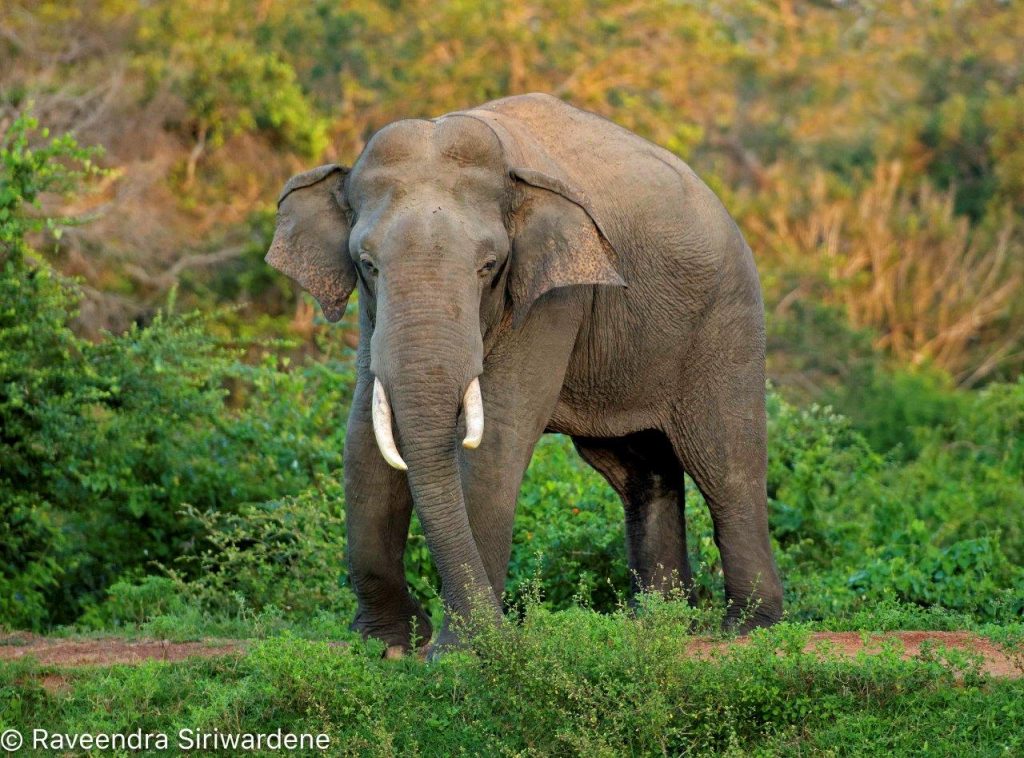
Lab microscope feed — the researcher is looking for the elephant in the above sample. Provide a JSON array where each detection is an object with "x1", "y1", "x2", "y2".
[{"x1": 266, "y1": 93, "x2": 783, "y2": 654}]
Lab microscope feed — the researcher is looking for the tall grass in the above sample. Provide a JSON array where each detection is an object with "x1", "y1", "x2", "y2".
[{"x1": 747, "y1": 162, "x2": 1024, "y2": 385}]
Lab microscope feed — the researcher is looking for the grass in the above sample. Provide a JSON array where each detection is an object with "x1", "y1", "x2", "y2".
[{"x1": 2, "y1": 603, "x2": 1022, "y2": 757}]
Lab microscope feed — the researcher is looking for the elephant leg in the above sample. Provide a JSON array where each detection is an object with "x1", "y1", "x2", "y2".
[
  {"x1": 434, "y1": 409, "x2": 541, "y2": 651},
  {"x1": 345, "y1": 376, "x2": 432, "y2": 651},
  {"x1": 665, "y1": 342, "x2": 783, "y2": 632},
  {"x1": 572, "y1": 431, "x2": 694, "y2": 600},
  {"x1": 430, "y1": 296, "x2": 587, "y2": 651}
]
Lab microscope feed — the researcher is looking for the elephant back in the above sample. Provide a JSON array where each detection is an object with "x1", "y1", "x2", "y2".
[{"x1": 460, "y1": 93, "x2": 736, "y2": 276}]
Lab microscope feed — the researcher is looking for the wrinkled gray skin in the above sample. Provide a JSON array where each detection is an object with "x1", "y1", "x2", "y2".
[{"x1": 266, "y1": 94, "x2": 783, "y2": 654}]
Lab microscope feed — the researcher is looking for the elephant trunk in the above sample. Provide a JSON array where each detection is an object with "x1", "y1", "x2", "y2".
[{"x1": 368, "y1": 292, "x2": 498, "y2": 625}]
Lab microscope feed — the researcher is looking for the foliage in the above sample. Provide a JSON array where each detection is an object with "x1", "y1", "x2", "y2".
[
  {"x1": 77, "y1": 576, "x2": 184, "y2": 629},
  {"x1": 170, "y1": 476, "x2": 353, "y2": 622},
  {"x1": 508, "y1": 436, "x2": 629, "y2": 613},
  {"x1": 1, "y1": 115, "x2": 101, "y2": 628},
  {"x1": 0, "y1": 114, "x2": 99, "y2": 261},
  {"x1": 3, "y1": 609, "x2": 1023, "y2": 756},
  {"x1": 136, "y1": 11, "x2": 330, "y2": 160},
  {"x1": 1, "y1": 114, "x2": 352, "y2": 628},
  {"x1": 825, "y1": 365, "x2": 965, "y2": 461},
  {"x1": 5, "y1": 0, "x2": 1024, "y2": 379},
  {"x1": 763, "y1": 389, "x2": 1024, "y2": 622}
]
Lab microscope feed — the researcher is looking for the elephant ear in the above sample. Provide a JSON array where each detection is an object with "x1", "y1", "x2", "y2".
[
  {"x1": 265, "y1": 164, "x2": 356, "y2": 323},
  {"x1": 508, "y1": 167, "x2": 626, "y2": 326}
]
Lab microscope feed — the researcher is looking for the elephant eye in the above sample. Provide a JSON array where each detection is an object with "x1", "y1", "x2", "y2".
[
  {"x1": 477, "y1": 257, "x2": 497, "y2": 277},
  {"x1": 359, "y1": 254, "x2": 379, "y2": 277}
]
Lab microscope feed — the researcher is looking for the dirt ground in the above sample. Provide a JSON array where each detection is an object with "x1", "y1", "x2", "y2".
[
  {"x1": 688, "y1": 630, "x2": 1021, "y2": 679},
  {"x1": 0, "y1": 633, "x2": 244, "y2": 667},
  {"x1": 1, "y1": 631, "x2": 1019, "y2": 691}
]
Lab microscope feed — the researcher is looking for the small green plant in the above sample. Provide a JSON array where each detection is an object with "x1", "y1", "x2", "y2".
[{"x1": 78, "y1": 576, "x2": 184, "y2": 629}]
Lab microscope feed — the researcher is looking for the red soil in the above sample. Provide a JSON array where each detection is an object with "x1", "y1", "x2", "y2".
[
  {"x1": 0, "y1": 634, "x2": 244, "y2": 667},
  {"x1": 687, "y1": 630, "x2": 1021, "y2": 679}
]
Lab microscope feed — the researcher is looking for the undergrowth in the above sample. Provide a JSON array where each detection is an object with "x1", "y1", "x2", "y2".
[{"x1": 2, "y1": 602, "x2": 1022, "y2": 756}]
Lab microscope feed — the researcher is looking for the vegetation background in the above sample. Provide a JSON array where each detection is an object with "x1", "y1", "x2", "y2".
[{"x1": 1, "y1": 0, "x2": 1023, "y2": 753}]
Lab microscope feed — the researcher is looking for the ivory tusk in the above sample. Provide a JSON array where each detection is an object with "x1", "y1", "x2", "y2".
[
  {"x1": 462, "y1": 377, "x2": 484, "y2": 449},
  {"x1": 372, "y1": 377, "x2": 408, "y2": 471}
]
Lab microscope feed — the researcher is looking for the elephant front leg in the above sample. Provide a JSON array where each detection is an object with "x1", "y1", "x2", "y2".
[
  {"x1": 345, "y1": 379, "x2": 432, "y2": 652},
  {"x1": 430, "y1": 301, "x2": 586, "y2": 653}
]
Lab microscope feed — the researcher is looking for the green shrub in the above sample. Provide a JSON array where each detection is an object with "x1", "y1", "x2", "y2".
[
  {"x1": 5, "y1": 605, "x2": 1023, "y2": 755},
  {"x1": 508, "y1": 435, "x2": 628, "y2": 613},
  {"x1": 825, "y1": 366, "x2": 966, "y2": 459},
  {"x1": 172, "y1": 476, "x2": 353, "y2": 621},
  {"x1": 78, "y1": 576, "x2": 184, "y2": 629},
  {"x1": 848, "y1": 526, "x2": 1023, "y2": 617},
  {"x1": 1, "y1": 114, "x2": 352, "y2": 627},
  {"x1": 766, "y1": 395, "x2": 884, "y2": 560},
  {"x1": 1, "y1": 113, "x2": 99, "y2": 628},
  {"x1": 137, "y1": 10, "x2": 329, "y2": 159}
]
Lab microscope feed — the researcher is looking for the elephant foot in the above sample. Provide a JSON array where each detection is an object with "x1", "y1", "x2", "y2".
[
  {"x1": 423, "y1": 627, "x2": 464, "y2": 661},
  {"x1": 722, "y1": 598, "x2": 783, "y2": 636},
  {"x1": 350, "y1": 605, "x2": 434, "y2": 652}
]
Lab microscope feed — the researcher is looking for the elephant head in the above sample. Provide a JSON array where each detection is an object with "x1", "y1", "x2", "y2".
[{"x1": 266, "y1": 114, "x2": 624, "y2": 616}]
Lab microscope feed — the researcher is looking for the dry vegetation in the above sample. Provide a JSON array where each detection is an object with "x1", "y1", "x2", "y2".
[
  {"x1": 749, "y1": 162, "x2": 1023, "y2": 385},
  {"x1": 2, "y1": 0, "x2": 1022, "y2": 381}
]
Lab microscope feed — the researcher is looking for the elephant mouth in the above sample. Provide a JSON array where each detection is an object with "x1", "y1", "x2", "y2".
[{"x1": 371, "y1": 376, "x2": 484, "y2": 471}]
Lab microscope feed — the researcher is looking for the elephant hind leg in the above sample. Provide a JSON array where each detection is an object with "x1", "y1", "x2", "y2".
[
  {"x1": 665, "y1": 374, "x2": 783, "y2": 632},
  {"x1": 572, "y1": 430, "x2": 694, "y2": 601}
]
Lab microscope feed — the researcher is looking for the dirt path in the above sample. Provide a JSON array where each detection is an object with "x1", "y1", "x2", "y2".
[
  {"x1": 689, "y1": 630, "x2": 1021, "y2": 679},
  {"x1": 1, "y1": 631, "x2": 1019, "y2": 682},
  {"x1": 0, "y1": 634, "x2": 245, "y2": 667}
]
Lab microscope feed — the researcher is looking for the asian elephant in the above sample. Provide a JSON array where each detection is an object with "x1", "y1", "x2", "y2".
[{"x1": 266, "y1": 93, "x2": 783, "y2": 654}]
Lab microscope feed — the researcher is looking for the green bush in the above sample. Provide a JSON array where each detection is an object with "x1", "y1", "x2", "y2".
[
  {"x1": 826, "y1": 366, "x2": 966, "y2": 460},
  {"x1": 1, "y1": 114, "x2": 99, "y2": 628},
  {"x1": 1, "y1": 114, "x2": 352, "y2": 627},
  {"x1": 172, "y1": 476, "x2": 353, "y2": 621},
  {"x1": 78, "y1": 576, "x2": 184, "y2": 629},
  {"x1": 848, "y1": 528, "x2": 1022, "y2": 617},
  {"x1": 508, "y1": 435, "x2": 628, "y2": 613},
  {"x1": 4, "y1": 605, "x2": 1022, "y2": 755},
  {"x1": 137, "y1": 9, "x2": 329, "y2": 159}
]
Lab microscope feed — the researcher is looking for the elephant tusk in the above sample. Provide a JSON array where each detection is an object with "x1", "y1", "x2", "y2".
[
  {"x1": 372, "y1": 377, "x2": 408, "y2": 471},
  {"x1": 462, "y1": 377, "x2": 484, "y2": 449}
]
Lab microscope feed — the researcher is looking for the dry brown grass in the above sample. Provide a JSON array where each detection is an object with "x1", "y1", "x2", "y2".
[
  {"x1": 1, "y1": 4, "x2": 299, "y2": 336},
  {"x1": 746, "y1": 162, "x2": 1024, "y2": 386}
]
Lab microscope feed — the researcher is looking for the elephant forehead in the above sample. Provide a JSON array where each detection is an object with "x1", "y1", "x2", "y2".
[
  {"x1": 361, "y1": 119, "x2": 432, "y2": 166},
  {"x1": 431, "y1": 115, "x2": 505, "y2": 169},
  {"x1": 355, "y1": 117, "x2": 504, "y2": 178}
]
